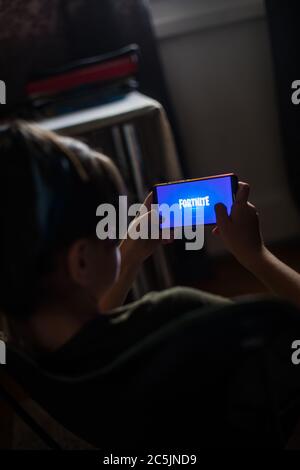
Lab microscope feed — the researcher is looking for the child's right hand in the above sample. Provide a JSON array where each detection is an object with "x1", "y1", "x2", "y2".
[{"x1": 213, "y1": 182, "x2": 266, "y2": 270}]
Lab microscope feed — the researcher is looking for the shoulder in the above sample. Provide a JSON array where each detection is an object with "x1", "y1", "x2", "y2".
[{"x1": 109, "y1": 286, "x2": 231, "y2": 329}]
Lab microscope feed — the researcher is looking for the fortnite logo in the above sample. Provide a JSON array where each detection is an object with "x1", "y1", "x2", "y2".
[
  {"x1": 0, "y1": 340, "x2": 6, "y2": 365},
  {"x1": 0, "y1": 80, "x2": 6, "y2": 104},
  {"x1": 179, "y1": 196, "x2": 210, "y2": 210}
]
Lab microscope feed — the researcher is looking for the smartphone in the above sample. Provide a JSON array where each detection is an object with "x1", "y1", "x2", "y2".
[{"x1": 153, "y1": 173, "x2": 238, "y2": 229}]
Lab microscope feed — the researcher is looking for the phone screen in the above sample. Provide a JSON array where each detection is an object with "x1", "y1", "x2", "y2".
[{"x1": 153, "y1": 174, "x2": 238, "y2": 229}]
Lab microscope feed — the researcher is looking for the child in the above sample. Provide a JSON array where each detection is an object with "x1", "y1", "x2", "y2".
[{"x1": 1, "y1": 121, "x2": 299, "y2": 448}]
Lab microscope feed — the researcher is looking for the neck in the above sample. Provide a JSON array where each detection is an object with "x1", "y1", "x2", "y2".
[{"x1": 22, "y1": 301, "x2": 100, "y2": 354}]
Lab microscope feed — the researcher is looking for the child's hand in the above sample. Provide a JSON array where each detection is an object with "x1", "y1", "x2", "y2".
[
  {"x1": 121, "y1": 192, "x2": 173, "y2": 266},
  {"x1": 101, "y1": 193, "x2": 174, "y2": 312},
  {"x1": 213, "y1": 182, "x2": 265, "y2": 270}
]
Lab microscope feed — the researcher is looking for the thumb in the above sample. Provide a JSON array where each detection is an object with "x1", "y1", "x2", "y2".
[{"x1": 215, "y1": 203, "x2": 230, "y2": 230}]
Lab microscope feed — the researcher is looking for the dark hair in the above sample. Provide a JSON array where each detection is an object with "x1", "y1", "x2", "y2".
[{"x1": 0, "y1": 121, "x2": 124, "y2": 319}]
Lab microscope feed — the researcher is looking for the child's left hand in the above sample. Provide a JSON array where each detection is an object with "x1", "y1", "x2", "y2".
[{"x1": 120, "y1": 192, "x2": 174, "y2": 266}]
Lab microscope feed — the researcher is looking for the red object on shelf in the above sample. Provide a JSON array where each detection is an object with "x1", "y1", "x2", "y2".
[{"x1": 26, "y1": 56, "x2": 138, "y2": 98}]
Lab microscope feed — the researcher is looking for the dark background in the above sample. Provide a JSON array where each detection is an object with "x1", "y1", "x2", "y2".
[{"x1": 266, "y1": 0, "x2": 300, "y2": 210}]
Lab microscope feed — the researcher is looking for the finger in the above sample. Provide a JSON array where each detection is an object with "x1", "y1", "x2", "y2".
[
  {"x1": 235, "y1": 182, "x2": 250, "y2": 204},
  {"x1": 143, "y1": 192, "x2": 153, "y2": 211},
  {"x1": 165, "y1": 228, "x2": 175, "y2": 242},
  {"x1": 215, "y1": 203, "x2": 230, "y2": 230},
  {"x1": 147, "y1": 209, "x2": 161, "y2": 235},
  {"x1": 135, "y1": 194, "x2": 154, "y2": 220},
  {"x1": 162, "y1": 238, "x2": 175, "y2": 245},
  {"x1": 247, "y1": 202, "x2": 259, "y2": 217},
  {"x1": 247, "y1": 202, "x2": 256, "y2": 210},
  {"x1": 212, "y1": 226, "x2": 219, "y2": 236}
]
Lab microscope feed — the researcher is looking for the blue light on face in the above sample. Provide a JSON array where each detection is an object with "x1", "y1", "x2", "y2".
[{"x1": 156, "y1": 176, "x2": 234, "y2": 228}]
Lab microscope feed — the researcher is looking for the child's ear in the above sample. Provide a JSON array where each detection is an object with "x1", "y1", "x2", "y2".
[{"x1": 67, "y1": 239, "x2": 90, "y2": 286}]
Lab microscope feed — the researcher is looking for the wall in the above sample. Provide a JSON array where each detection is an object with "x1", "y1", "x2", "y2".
[{"x1": 149, "y1": 0, "x2": 300, "y2": 254}]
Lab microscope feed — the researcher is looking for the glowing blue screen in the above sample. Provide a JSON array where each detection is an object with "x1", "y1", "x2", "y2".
[{"x1": 155, "y1": 176, "x2": 234, "y2": 228}]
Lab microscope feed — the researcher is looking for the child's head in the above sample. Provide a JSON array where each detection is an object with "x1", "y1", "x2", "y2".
[{"x1": 0, "y1": 121, "x2": 124, "y2": 321}]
